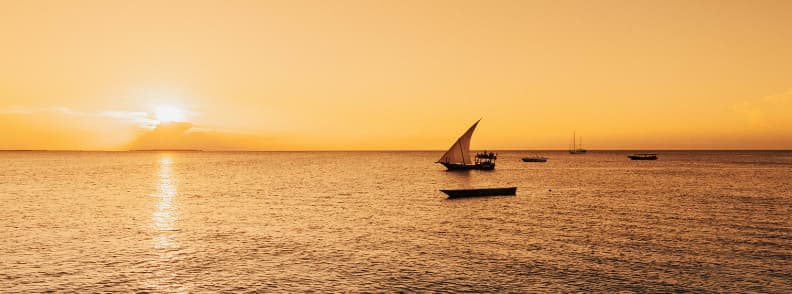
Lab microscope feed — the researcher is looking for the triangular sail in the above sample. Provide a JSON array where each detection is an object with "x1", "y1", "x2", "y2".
[{"x1": 437, "y1": 120, "x2": 480, "y2": 164}]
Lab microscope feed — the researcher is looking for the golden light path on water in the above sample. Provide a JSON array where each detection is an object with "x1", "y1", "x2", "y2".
[
  {"x1": 1, "y1": 151, "x2": 791, "y2": 292},
  {"x1": 154, "y1": 155, "x2": 176, "y2": 247},
  {"x1": 148, "y1": 154, "x2": 183, "y2": 292}
]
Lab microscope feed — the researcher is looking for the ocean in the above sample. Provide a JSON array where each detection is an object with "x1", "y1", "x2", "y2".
[{"x1": 1, "y1": 151, "x2": 790, "y2": 292}]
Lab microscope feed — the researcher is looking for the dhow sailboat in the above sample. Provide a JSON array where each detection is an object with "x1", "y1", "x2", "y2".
[{"x1": 436, "y1": 119, "x2": 496, "y2": 171}]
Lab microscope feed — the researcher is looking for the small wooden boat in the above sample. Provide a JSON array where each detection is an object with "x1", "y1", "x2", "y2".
[
  {"x1": 522, "y1": 155, "x2": 548, "y2": 162},
  {"x1": 628, "y1": 153, "x2": 658, "y2": 160},
  {"x1": 440, "y1": 187, "x2": 517, "y2": 198}
]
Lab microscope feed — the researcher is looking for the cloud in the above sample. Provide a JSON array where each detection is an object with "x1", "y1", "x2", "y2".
[
  {"x1": 126, "y1": 122, "x2": 282, "y2": 151},
  {"x1": 0, "y1": 106, "x2": 141, "y2": 150},
  {"x1": 0, "y1": 106, "x2": 35, "y2": 115},
  {"x1": 1, "y1": 106, "x2": 89, "y2": 116},
  {"x1": 1, "y1": 104, "x2": 284, "y2": 150},
  {"x1": 52, "y1": 106, "x2": 86, "y2": 116},
  {"x1": 98, "y1": 110, "x2": 158, "y2": 129},
  {"x1": 761, "y1": 90, "x2": 792, "y2": 104},
  {"x1": 0, "y1": 105, "x2": 161, "y2": 128},
  {"x1": 732, "y1": 90, "x2": 792, "y2": 128}
]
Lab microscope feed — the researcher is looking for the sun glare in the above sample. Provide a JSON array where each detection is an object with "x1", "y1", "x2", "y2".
[{"x1": 154, "y1": 106, "x2": 186, "y2": 123}]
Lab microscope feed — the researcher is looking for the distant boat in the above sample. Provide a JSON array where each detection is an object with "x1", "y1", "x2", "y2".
[
  {"x1": 569, "y1": 131, "x2": 587, "y2": 154},
  {"x1": 440, "y1": 187, "x2": 517, "y2": 198},
  {"x1": 436, "y1": 119, "x2": 496, "y2": 170},
  {"x1": 522, "y1": 155, "x2": 548, "y2": 162},
  {"x1": 628, "y1": 153, "x2": 658, "y2": 160}
]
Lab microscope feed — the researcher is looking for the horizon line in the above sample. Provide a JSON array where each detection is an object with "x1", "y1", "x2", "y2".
[{"x1": 1, "y1": 148, "x2": 791, "y2": 152}]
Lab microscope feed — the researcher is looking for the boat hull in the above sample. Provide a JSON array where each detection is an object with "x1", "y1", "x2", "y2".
[
  {"x1": 569, "y1": 150, "x2": 587, "y2": 154},
  {"x1": 522, "y1": 157, "x2": 547, "y2": 162},
  {"x1": 439, "y1": 162, "x2": 495, "y2": 171},
  {"x1": 441, "y1": 187, "x2": 517, "y2": 198},
  {"x1": 628, "y1": 155, "x2": 657, "y2": 160}
]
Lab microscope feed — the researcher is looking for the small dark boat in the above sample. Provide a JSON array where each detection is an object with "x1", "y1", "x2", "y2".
[
  {"x1": 628, "y1": 153, "x2": 658, "y2": 160},
  {"x1": 440, "y1": 187, "x2": 517, "y2": 198},
  {"x1": 522, "y1": 155, "x2": 548, "y2": 162}
]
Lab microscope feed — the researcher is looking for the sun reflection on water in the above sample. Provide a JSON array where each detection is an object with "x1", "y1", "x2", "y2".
[
  {"x1": 148, "y1": 154, "x2": 184, "y2": 292},
  {"x1": 153, "y1": 155, "x2": 177, "y2": 243}
]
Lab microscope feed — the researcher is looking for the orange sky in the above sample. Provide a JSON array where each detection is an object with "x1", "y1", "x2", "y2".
[{"x1": 1, "y1": 0, "x2": 791, "y2": 150}]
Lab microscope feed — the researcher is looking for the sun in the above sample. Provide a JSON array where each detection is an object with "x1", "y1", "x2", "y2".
[{"x1": 154, "y1": 105, "x2": 186, "y2": 123}]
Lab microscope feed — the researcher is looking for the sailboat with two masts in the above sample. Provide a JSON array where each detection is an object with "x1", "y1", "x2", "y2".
[
  {"x1": 569, "y1": 131, "x2": 587, "y2": 154},
  {"x1": 436, "y1": 119, "x2": 496, "y2": 171}
]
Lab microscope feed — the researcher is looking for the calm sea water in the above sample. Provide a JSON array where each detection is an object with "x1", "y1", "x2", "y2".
[{"x1": 1, "y1": 151, "x2": 790, "y2": 292}]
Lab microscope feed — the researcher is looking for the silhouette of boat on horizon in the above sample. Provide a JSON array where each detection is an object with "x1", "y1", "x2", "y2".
[
  {"x1": 440, "y1": 187, "x2": 517, "y2": 198},
  {"x1": 569, "y1": 131, "x2": 587, "y2": 154},
  {"x1": 628, "y1": 153, "x2": 658, "y2": 160},
  {"x1": 436, "y1": 119, "x2": 496, "y2": 170}
]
